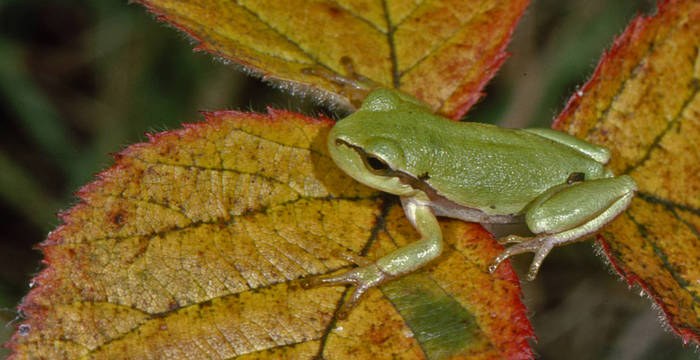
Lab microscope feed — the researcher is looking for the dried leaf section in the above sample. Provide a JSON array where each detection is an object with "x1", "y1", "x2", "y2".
[
  {"x1": 553, "y1": 0, "x2": 700, "y2": 344},
  {"x1": 9, "y1": 111, "x2": 533, "y2": 359},
  {"x1": 135, "y1": 0, "x2": 528, "y2": 119}
]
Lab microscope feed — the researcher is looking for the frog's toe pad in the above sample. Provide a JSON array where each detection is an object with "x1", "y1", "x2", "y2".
[
  {"x1": 497, "y1": 234, "x2": 527, "y2": 244},
  {"x1": 300, "y1": 264, "x2": 389, "y2": 319},
  {"x1": 489, "y1": 236, "x2": 555, "y2": 281},
  {"x1": 300, "y1": 271, "x2": 356, "y2": 289}
]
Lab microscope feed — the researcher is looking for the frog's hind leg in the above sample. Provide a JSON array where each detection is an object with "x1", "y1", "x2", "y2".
[
  {"x1": 301, "y1": 56, "x2": 378, "y2": 108},
  {"x1": 490, "y1": 175, "x2": 637, "y2": 280}
]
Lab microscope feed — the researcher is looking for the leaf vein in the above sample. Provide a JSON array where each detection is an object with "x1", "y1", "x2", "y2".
[
  {"x1": 224, "y1": 339, "x2": 322, "y2": 359},
  {"x1": 625, "y1": 212, "x2": 700, "y2": 316},
  {"x1": 58, "y1": 195, "x2": 377, "y2": 246},
  {"x1": 638, "y1": 192, "x2": 700, "y2": 217},
  {"x1": 397, "y1": 1, "x2": 496, "y2": 78},
  {"x1": 585, "y1": 13, "x2": 691, "y2": 141},
  {"x1": 77, "y1": 282, "x2": 336, "y2": 356},
  {"x1": 241, "y1": 219, "x2": 287, "y2": 284},
  {"x1": 326, "y1": 0, "x2": 388, "y2": 34},
  {"x1": 228, "y1": 1, "x2": 321, "y2": 64},
  {"x1": 623, "y1": 78, "x2": 700, "y2": 174},
  {"x1": 381, "y1": 0, "x2": 400, "y2": 88},
  {"x1": 270, "y1": 225, "x2": 326, "y2": 274},
  {"x1": 127, "y1": 155, "x2": 302, "y2": 196},
  {"x1": 231, "y1": 0, "x2": 378, "y2": 76},
  {"x1": 391, "y1": 1, "x2": 426, "y2": 29}
]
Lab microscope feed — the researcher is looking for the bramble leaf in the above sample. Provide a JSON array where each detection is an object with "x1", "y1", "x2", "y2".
[
  {"x1": 552, "y1": 0, "x2": 700, "y2": 345},
  {"x1": 8, "y1": 111, "x2": 534, "y2": 359},
  {"x1": 134, "y1": 0, "x2": 528, "y2": 119}
]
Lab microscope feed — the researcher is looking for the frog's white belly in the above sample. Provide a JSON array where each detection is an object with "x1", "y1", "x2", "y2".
[{"x1": 401, "y1": 196, "x2": 521, "y2": 225}]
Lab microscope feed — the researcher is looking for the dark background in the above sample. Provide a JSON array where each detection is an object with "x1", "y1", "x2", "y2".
[{"x1": 0, "y1": 0, "x2": 695, "y2": 358}]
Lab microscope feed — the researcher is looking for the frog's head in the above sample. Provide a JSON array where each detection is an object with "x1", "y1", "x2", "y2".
[
  {"x1": 359, "y1": 88, "x2": 429, "y2": 112},
  {"x1": 327, "y1": 89, "x2": 423, "y2": 196}
]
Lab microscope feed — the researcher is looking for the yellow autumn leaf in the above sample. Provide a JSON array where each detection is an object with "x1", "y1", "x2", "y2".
[
  {"x1": 552, "y1": 0, "x2": 700, "y2": 344},
  {"x1": 8, "y1": 110, "x2": 534, "y2": 359},
  {"x1": 134, "y1": 0, "x2": 528, "y2": 119}
]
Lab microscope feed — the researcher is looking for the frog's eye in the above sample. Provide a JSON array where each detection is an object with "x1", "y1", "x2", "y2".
[{"x1": 363, "y1": 154, "x2": 390, "y2": 175}]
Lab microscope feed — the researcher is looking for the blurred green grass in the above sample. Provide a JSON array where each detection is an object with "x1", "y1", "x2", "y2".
[{"x1": 0, "y1": 0, "x2": 695, "y2": 358}]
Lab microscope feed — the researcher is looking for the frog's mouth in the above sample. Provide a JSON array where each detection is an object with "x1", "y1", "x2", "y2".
[{"x1": 328, "y1": 138, "x2": 416, "y2": 197}]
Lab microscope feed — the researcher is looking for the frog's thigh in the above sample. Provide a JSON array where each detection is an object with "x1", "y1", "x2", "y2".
[
  {"x1": 525, "y1": 175, "x2": 637, "y2": 238},
  {"x1": 524, "y1": 128, "x2": 610, "y2": 163}
]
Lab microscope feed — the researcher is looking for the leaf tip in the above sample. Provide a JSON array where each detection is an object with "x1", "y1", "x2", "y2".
[{"x1": 552, "y1": 0, "x2": 683, "y2": 131}]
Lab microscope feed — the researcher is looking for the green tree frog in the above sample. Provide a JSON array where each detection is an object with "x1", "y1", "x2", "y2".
[{"x1": 303, "y1": 88, "x2": 637, "y2": 317}]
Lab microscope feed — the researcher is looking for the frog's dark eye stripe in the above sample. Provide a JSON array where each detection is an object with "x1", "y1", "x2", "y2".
[{"x1": 335, "y1": 139, "x2": 392, "y2": 176}]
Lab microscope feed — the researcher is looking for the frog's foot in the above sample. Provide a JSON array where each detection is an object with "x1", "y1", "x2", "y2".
[
  {"x1": 301, "y1": 56, "x2": 377, "y2": 108},
  {"x1": 301, "y1": 264, "x2": 389, "y2": 319},
  {"x1": 489, "y1": 235, "x2": 555, "y2": 281},
  {"x1": 491, "y1": 176, "x2": 638, "y2": 281},
  {"x1": 329, "y1": 249, "x2": 373, "y2": 267}
]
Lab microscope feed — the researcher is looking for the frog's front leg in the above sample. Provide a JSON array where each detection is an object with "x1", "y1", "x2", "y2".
[
  {"x1": 301, "y1": 196, "x2": 443, "y2": 318},
  {"x1": 490, "y1": 175, "x2": 637, "y2": 280}
]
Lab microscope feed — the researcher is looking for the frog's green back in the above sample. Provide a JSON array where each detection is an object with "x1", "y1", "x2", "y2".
[{"x1": 335, "y1": 89, "x2": 609, "y2": 215}]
